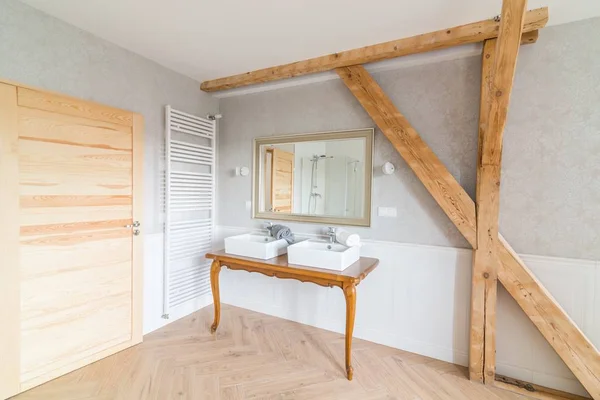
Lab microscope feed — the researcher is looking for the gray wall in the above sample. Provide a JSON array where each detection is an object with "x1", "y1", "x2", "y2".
[
  {"x1": 0, "y1": 0, "x2": 219, "y2": 234},
  {"x1": 218, "y1": 17, "x2": 600, "y2": 260}
]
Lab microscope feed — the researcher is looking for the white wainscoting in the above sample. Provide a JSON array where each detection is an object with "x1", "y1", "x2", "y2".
[{"x1": 215, "y1": 226, "x2": 599, "y2": 397}]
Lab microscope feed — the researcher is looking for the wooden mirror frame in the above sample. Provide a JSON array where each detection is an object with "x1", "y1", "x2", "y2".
[{"x1": 252, "y1": 128, "x2": 374, "y2": 227}]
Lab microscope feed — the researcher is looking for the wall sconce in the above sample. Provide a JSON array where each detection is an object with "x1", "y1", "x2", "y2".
[{"x1": 382, "y1": 162, "x2": 395, "y2": 175}]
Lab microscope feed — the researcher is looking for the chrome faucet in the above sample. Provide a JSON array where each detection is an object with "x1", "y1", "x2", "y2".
[
  {"x1": 265, "y1": 222, "x2": 274, "y2": 237},
  {"x1": 326, "y1": 227, "x2": 337, "y2": 244}
]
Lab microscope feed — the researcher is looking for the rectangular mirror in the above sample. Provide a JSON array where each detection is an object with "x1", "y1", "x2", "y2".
[{"x1": 253, "y1": 128, "x2": 373, "y2": 227}]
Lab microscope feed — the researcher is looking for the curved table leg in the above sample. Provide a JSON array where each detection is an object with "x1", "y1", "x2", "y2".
[
  {"x1": 210, "y1": 260, "x2": 222, "y2": 333},
  {"x1": 343, "y1": 282, "x2": 357, "y2": 380}
]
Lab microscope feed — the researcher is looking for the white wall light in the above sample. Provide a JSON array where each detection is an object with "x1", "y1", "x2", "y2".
[{"x1": 382, "y1": 162, "x2": 395, "y2": 175}]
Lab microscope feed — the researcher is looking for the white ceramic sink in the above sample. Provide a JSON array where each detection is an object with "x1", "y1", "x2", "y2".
[
  {"x1": 287, "y1": 240, "x2": 360, "y2": 271},
  {"x1": 224, "y1": 233, "x2": 290, "y2": 260}
]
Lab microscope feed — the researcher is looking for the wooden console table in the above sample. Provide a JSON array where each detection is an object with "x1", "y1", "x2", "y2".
[{"x1": 205, "y1": 250, "x2": 379, "y2": 380}]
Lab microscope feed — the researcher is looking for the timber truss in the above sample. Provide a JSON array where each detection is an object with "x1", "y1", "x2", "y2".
[{"x1": 201, "y1": 2, "x2": 600, "y2": 399}]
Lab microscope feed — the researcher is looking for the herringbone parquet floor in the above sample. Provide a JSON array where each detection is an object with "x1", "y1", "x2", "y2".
[{"x1": 13, "y1": 305, "x2": 530, "y2": 400}]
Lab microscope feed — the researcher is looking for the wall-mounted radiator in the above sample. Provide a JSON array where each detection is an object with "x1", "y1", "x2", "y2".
[{"x1": 163, "y1": 106, "x2": 215, "y2": 317}]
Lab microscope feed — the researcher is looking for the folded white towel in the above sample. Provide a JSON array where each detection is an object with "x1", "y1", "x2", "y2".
[{"x1": 336, "y1": 229, "x2": 361, "y2": 247}]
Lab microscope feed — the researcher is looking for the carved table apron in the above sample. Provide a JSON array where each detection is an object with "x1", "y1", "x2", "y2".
[{"x1": 205, "y1": 250, "x2": 379, "y2": 381}]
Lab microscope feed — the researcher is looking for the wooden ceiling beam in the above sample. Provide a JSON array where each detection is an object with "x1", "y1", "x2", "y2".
[
  {"x1": 337, "y1": 64, "x2": 600, "y2": 399},
  {"x1": 200, "y1": 8, "x2": 548, "y2": 92},
  {"x1": 520, "y1": 29, "x2": 539, "y2": 44}
]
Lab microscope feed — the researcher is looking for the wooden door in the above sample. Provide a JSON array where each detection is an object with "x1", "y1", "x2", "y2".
[
  {"x1": 0, "y1": 81, "x2": 143, "y2": 399},
  {"x1": 270, "y1": 148, "x2": 294, "y2": 213}
]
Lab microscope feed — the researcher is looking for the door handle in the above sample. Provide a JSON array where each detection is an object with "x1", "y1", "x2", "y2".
[{"x1": 124, "y1": 221, "x2": 141, "y2": 229}]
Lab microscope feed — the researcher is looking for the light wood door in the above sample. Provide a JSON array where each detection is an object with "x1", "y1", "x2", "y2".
[
  {"x1": 0, "y1": 81, "x2": 143, "y2": 399},
  {"x1": 270, "y1": 148, "x2": 294, "y2": 213}
]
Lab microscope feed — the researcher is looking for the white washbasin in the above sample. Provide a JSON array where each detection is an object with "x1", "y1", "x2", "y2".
[
  {"x1": 287, "y1": 240, "x2": 360, "y2": 271},
  {"x1": 224, "y1": 233, "x2": 290, "y2": 260}
]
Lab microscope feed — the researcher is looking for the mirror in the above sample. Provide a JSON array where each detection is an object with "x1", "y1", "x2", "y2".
[{"x1": 253, "y1": 129, "x2": 373, "y2": 227}]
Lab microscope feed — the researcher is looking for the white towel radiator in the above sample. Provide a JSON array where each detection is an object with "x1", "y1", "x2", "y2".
[{"x1": 163, "y1": 106, "x2": 215, "y2": 318}]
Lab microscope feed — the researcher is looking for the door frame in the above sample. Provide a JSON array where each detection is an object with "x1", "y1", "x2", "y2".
[
  {"x1": 0, "y1": 78, "x2": 144, "y2": 398},
  {"x1": 269, "y1": 148, "x2": 294, "y2": 213}
]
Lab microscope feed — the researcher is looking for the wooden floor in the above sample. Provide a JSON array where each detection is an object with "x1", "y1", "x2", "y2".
[{"x1": 13, "y1": 304, "x2": 532, "y2": 400}]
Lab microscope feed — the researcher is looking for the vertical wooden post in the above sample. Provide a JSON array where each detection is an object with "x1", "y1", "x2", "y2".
[
  {"x1": 470, "y1": 38, "x2": 497, "y2": 383},
  {"x1": 469, "y1": 0, "x2": 527, "y2": 384}
]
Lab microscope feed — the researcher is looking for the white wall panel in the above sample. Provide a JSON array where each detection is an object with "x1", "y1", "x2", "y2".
[{"x1": 214, "y1": 225, "x2": 597, "y2": 397}]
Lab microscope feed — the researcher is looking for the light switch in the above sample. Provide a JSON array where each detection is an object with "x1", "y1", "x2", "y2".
[
  {"x1": 245, "y1": 200, "x2": 252, "y2": 211},
  {"x1": 378, "y1": 206, "x2": 397, "y2": 217}
]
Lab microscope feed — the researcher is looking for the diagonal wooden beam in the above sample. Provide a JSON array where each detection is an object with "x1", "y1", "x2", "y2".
[
  {"x1": 498, "y1": 236, "x2": 600, "y2": 399},
  {"x1": 336, "y1": 66, "x2": 477, "y2": 247},
  {"x1": 470, "y1": 0, "x2": 528, "y2": 384},
  {"x1": 337, "y1": 64, "x2": 600, "y2": 398},
  {"x1": 201, "y1": 8, "x2": 548, "y2": 92}
]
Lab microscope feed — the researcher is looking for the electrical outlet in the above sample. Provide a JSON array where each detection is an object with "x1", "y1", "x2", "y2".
[{"x1": 378, "y1": 206, "x2": 397, "y2": 217}]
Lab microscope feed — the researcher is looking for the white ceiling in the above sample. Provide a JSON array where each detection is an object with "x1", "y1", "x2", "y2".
[{"x1": 20, "y1": 0, "x2": 600, "y2": 85}]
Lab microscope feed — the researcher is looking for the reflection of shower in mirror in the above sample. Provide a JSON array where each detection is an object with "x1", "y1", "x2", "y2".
[
  {"x1": 345, "y1": 159, "x2": 362, "y2": 217},
  {"x1": 308, "y1": 155, "x2": 334, "y2": 214}
]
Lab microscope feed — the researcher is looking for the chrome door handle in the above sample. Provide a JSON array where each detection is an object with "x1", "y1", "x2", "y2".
[{"x1": 124, "y1": 221, "x2": 141, "y2": 229}]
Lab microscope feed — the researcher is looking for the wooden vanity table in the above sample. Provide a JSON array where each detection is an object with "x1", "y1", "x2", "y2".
[{"x1": 205, "y1": 250, "x2": 379, "y2": 380}]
